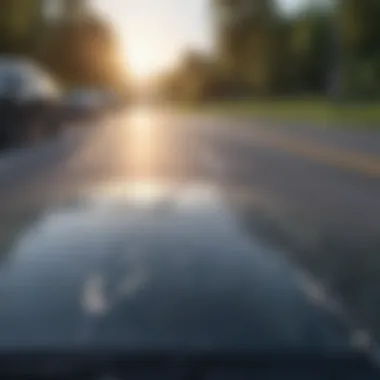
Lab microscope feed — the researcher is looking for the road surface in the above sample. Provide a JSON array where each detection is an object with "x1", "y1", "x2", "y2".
[{"x1": 0, "y1": 107, "x2": 379, "y2": 351}]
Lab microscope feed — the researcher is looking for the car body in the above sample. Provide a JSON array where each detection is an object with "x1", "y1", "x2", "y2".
[
  {"x1": 64, "y1": 88, "x2": 121, "y2": 123},
  {"x1": 0, "y1": 183, "x2": 379, "y2": 380},
  {"x1": 64, "y1": 89, "x2": 104, "y2": 122},
  {"x1": 98, "y1": 89, "x2": 124, "y2": 111},
  {"x1": 0, "y1": 56, "x2": 62, "y2": 150}
]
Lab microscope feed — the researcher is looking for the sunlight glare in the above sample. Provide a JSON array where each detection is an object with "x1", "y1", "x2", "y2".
[
  {"x1": 91, "y1": 181, "x2": 170, "y2": 206},
  {"x1": 125, "y1": 42, "x2": 160, "y2": 80},
  {"x1": 128, "y1": 107, "x2": 157, "y2": 179},
  {"x1": 128, "y1": 107, "x2": 153, "y2": 131}
]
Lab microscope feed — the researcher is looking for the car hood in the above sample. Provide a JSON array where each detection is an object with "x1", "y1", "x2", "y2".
[{"x1": 0, "y1": 182, "x2": 363, "y2": 352}]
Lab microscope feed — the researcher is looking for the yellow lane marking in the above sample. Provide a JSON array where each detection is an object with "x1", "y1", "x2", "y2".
[{"x1": 247, "y1": 130, "x2": 380, "y2": 179}]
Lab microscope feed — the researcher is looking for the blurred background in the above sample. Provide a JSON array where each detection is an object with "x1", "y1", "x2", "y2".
[
  {"x1": 0, "y1": 0, "x2": 128, "y2": 93},
  {"x1": 1, "y1": 0, "x2": 379, "y2": 116},
  {"x1": 1, "y1": 0, "x2": 380, "y2": 354}
]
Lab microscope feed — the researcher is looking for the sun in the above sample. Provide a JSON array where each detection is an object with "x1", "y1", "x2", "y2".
[{"x1": 124, "y1": 43, "x2": 160, "y2": 81}]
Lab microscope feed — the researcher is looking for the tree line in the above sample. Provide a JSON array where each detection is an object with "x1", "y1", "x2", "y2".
[
  {"x1": 0, "y1": 0, "x2": 128, "y2": 92},
  {"x1": 161, "y1": 0, "x2": 380, "y2": 102}
]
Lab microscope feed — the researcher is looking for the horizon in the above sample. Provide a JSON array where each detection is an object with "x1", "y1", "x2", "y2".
[{"x1": 92, "y1": 0, "x2": 310, "y2": 80}]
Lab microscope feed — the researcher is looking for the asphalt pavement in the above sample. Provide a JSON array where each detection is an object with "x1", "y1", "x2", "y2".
[{"x1": 0, "y1": 107, "x2": 379, "y2": 352}]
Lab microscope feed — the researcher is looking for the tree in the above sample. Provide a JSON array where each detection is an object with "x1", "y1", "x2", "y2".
[
  {"x1": 287, "y1": 8, "x2": 331, "y2": 93},
  {"x1": 62, "y1": 0, "x2": 88, "y2": 20},
  {"x1": 41, "y1": 14, "x2": 128, "y2": 90},
  {"x1": 213, "y1": 0, "x2": 280, "y2": 94},
  {"x1": 159, "y1": 50, "x2": 220, "y2": 102},
  {"x1": 211, "y1": 0, "x2": 334, "y2": 97},
  {"x1": 0, "y1": 0, "x2": 129, "y2": 92},
  {"x1": 0, "y1": 0, "x2": 45, "y2": 55},
  {"x1": 341, "y1": 0, "x2": 380, "y2": 98}
]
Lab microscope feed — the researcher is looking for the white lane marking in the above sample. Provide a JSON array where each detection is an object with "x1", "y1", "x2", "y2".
[
  {"x1": 82, "y1": 274, "x2": 108, "y2": 315},
  {"x1": 79, "y1": 260, "x2": 149, "y2": 343},
  {"x1": 82, "y1": 264, "x2": 149, "y2": 316}
]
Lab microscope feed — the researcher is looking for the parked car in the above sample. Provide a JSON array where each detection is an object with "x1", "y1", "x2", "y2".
[
  {"x1": 63, "y1": 89, "x2": 104, "y2": 123},
  {"x1": 64, "y1": 88, "x2": 123, "y2": 123},
  {"x1": 0, "y1": 56, "x2": 62, "y2": 150}
]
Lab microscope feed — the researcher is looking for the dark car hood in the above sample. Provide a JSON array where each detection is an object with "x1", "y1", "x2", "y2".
[{"x1": 0, "y1": 182, "x2": 367, "y2": 352}]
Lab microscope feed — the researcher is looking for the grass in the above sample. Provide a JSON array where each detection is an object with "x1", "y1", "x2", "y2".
[{"x1": 191, "y1": 99, "x2": 380, "y2": 128}]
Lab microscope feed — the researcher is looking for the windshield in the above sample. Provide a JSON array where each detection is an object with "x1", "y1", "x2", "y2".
[{"x1": 0, "y1": 0, "x2": 379, "y2": 378}]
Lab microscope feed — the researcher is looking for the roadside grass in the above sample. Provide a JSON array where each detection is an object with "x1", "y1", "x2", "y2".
[{"x1": 189, "y1": 99, "x2": 380, "y2": 128}]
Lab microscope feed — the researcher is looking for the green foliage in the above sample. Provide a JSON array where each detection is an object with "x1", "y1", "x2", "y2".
[
  {"x1": 161, "y1": 51, "x2": 218, "y2": 102},
  {"x1": 41, "y1": 15, "x2": 127, "y2": 89},
  {"x1": 0, "y1": 0, "x2": 44, "y2": 55},
  {"x1": 215, "y1": 0, "x2": 278, "y2": 92},
  {"x1": 341, "y1": 0, "x2": 380, "y2": 98},
  {"x1": 164, "y1": 0, "x2": 380, "y2": 102},
  {"x1": 342, "y1": 0, "x2": 380, "y2": 56},
  {"x1": 0, "y1": 0, "x2": 128, "y2": 91},
  {"x1": 215, "y1": 0, "x2": 333, "y2": 96}
]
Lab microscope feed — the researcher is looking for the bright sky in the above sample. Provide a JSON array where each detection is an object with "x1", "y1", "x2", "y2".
[{"x1": 92, "y1": 0, "x2": 307, "y2": 80}]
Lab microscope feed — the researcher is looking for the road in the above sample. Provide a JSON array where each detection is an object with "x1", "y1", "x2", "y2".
[{"x1": 0, "y1": 107, "x2": 379, "y2": 352}]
